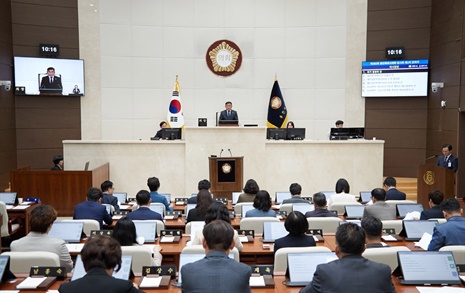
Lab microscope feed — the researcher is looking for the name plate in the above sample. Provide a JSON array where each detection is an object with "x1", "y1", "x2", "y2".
[
  {"x1": 175, "y1": 198, "x2": 188, "y2": 205},
  {"x1": 142, "y1": 265, "x2": 176, "y2": 278},
  {"x1": 90, "y1": 230, "x2": 113, "y2": 236},
  {"x1": 237, "y1": 229, "x2": 254, "y2": 242},
  {"x1": 382, "y1": 228, "x2": 396, "y2": 235},
  {"x1": 30, "y1": 266, "x2": 66, "y2": 279},
  {"x1": 229, "y1": 211, "x2": 236, "y2": 218},
  {"x1": 276, "y1": 210, "x2": 287, "y2": 217},
  {"x1": 113, "y1": 211, "x2": 128, "y2": 215},
  {"x1": 216, "y1": 198, "x2": 228, "y2": 203},
  {"x1": 302, "y1": 197, "x2": 312, "y2": 202},
  {"x1": 251, "y1": 265, "x2": 274, "y2": 275},
  {"x1": 160, "y1": 229, "x2": 182, "y2": 239}
]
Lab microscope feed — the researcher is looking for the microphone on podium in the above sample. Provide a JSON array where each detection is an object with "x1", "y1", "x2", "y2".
[
  {"x1": 228, "y1": 149, "x2": 233, "y2": 157},
  {"x1": 216, "y1": 112, "x2": 219, "y2": 127},
  {"x1": 422, "y1": 155, "x2": 437, "y2": 163},
  {"x1": 219, "y1": 149, "x2": 224, "y2": 157}
]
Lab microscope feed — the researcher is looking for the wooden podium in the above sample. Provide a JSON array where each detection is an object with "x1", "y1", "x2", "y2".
[
  {"x1": 417, "y1": 163, "x2": 455, "y2": 210},
  {"x1": 10, "y1": 163, "x2": 109, "y2": 217},
  {"x1": 209, "y1": 156, "x2": 243, "y2": 200}
]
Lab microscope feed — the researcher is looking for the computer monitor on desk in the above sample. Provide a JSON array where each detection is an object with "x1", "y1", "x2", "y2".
[
  {"x1": 330, "y1": 127, "x2": 364, "y2": 140},
  {"x1": 162, "y1": 128, "x2": 182, "y2": 140},
  {"x1": 286, "y1": 128, "x2": 306, "y2": 140},
  {"x1": 267, "y1": 128, "x2": 286, "y2": 140}
]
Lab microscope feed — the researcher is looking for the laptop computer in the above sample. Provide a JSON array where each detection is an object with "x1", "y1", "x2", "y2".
[
  {"x1": 320, "y1": 191, "x2": 335, "y2": 202},
  {"x1": 397, "y1": 251, "x2": 461, "y2": 285},
  {"x1": 344, "y1": 205, "x2": 365, "y2": 219},
  {"x1": 262, "y1": 222, "x2": 287, "y2": 242},
  {"x1": 149, "y1": 203, "x2": 165, "y2": 216},
  {"x1": 403, "y1": 220, "x2": 438, "y2": 241},
  {"x1": 71, "y1": 255, "x2": 132, "y2": 281},
  {"x1": 113, "y1": 192, "x2": 127, "y2": 205},
  {"x1": 232, "y1": 192, "x2": 241, "y2": 204},
  {"x1": 397, "y1": 203, "x2": 424, "y2": 218},
  {"x1": 359, "y1": 191, "x2": 372, "y2": 204},
  {"x1": 285, "y1": 252, "x2": 338, "y2": 286},
  {"x1": 133, "y1": 221, "x2": 157, "y2": 242},
  {"x1": 159, "y1": 193, "x2": 171, "y2": 203},
  {"x1": 48, "y1": 221, "x2": 84, "y2": 243},
  {"x1": 275, "y1": 192, "x2": 292, "y2": 204},
  {"x1": 241, "y1": 204, "x2": 255, "y2": 217},
  {"x1": 292, "y1": 203, "x2": 314, "y2": 215},
  {"x1": 0, "y1": 192, "x2": 17, "y2": 205}
]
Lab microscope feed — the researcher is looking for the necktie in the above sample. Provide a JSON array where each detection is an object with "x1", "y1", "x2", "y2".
[
  {"x1": 227, "y1": 111, "x2": 231, "y2": 119},
  {"x1": 50, "y1": 77, "x2": 52, "y2": 83}
]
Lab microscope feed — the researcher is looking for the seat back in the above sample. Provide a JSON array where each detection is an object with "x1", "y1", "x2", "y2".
[
  {"x1": 385, "y1": 200, "x2": 415, "y2": 207},
  {"x1": 102, "y1": 203, "x2": 115, "y2": 215},
  {"x1": 149, "y1": 203, "x2": 166, "y2": 217},
  {"x1": 121, "y1": 246, "x2": 152, "y2": 274},
  {"x1": 274, "y1": 246, "x2": 332, "y2": 275},
  {"x1": 2, "y1": 251, "x2": 60, "y2": 274},
  {"x1": 60, "y1": 219, "x2": 99, "y2": 236},
  {"x1": 307, "y1": 217, "x2": 342, "y2": 234},
  {"x1": 279, "y1": 204, "x2": 293, "y2": 214},
  {"x1": 0, "y1": 201, "x2": 10, "y2": 237},
  {"x1": 381, "y1": 220, "x2": 403, "y2": 233},
  {"x1": 328, "y1": 202, "x2": 362, "y2": 215},
  {"x1": 362, "y1": 246, "x2": 411, "y2": 271},
  {"x1": 439, "y1": 245, "x2": 465, "y2": 265},
  {"x1": 181, "y1": 245, "x2": 240, "y2": 262},
  {"x1": 429, "y1": 218, "x2": 446, "y2": 225},
  {"x1": 234, "y1": 203, "x2": 254, "y2": 215},
  {"x1": 240, "y1": 217, "x2": 280, "y2": 235}
]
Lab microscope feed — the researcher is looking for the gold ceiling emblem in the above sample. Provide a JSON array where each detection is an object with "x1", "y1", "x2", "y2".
[
  {"x1": 221, "y1": 163, "x2": 232, "y2": 174},
  {"x1": 423, "y1": 171, "x2": 435, "y2": 185},
  {"x1": 270, "y1": 97, "x2": 282, "y2": 109},
  {"x1": 206, "y1": 40, "x2": 242, "y2": 77}
]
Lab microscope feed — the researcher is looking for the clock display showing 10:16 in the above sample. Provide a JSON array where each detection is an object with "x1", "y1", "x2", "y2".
[{"x1": 39, "y1": 44, "x2": 59, "y2": 56}]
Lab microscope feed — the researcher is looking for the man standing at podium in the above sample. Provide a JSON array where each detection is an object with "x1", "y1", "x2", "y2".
[
  {"x1": 219, "y1": 101, "x2": 239, "y2": 122},
  {"x1": 437, "y1": 144, "x2": 458, "y2": 172}
]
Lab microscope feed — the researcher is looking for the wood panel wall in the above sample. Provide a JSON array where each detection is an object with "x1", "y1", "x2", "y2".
[
  {"x1": 365, "y1": 0, "x2": 432, "y2": 177},
  {"x1": 11, "y1": 0, "x2": 81, "y2": 170},
  {"x1": 0, "y1": 0, "x2": 17, "y2": 190}
]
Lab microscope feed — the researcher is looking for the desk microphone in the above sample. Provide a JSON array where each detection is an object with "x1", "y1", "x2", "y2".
[
  {"x1": 219, "y1": 149, "x2": 224, "y2": 157},
  {"x1": 422, "y1": 155, "x2": 437, "y2": 162},
  {"x1": 228, "y1": 149, "x2": 233, "y2": 157},
  {"x1": 216, "y1": 112, "x2": 219, "y2": 127}
]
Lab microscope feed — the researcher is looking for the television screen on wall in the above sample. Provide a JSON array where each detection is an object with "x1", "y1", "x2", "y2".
[
  {"x1": 14, "y1": 56, "x2": 85, "y2": 96},
  {"x1": 361, "y1": 59, "x2": 428, "y2": 97}
]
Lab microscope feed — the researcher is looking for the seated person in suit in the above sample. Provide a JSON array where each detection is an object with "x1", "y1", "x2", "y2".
[
  {"x1": 126, "y1": 190, "x2": 163, "y2": 221},
  {"x1": 383, "y1": 176, "x2": 406, "y2": 200},
  {"x1": 181, "y1": 220, "x2": 252, "y2": 293},
  {"x1": 274, "y1": 211, "x2": 316, "y2": 253},
  {"x1": 305, "y1": 192, "x2": 338, "y2": 218},
  {"x1": 437, "y1": 143, "x2": 459, "y2": 172},
  {"x1": 111, "y1": 216, "x2": 162, "y2": 265},
  {"x1": 187, "y1": 179, "x2": 211, "y2": 204},
  {"x1": 362, "y1": 188, "x2": 396, "y2": 221},
  {"x1": 245, "y1": 190, "x2": 276, "y2": 217},
  {"x1": 327, "y1": 178, "x2": 357, "y2": 206},
  {"x1": 420, "y1": 190, "x2": 445, "y2": 220},
  {"x1": 191, "y1": 201, "x2": 243, "y2": 251},
  {"x1": 218, "y1": 101, "x2": 239, "y2": 122},
  {"x1": 361, "y1": 216, "x2": 389, "y2": 248},
  {"x1": 299, "y1": 223, "x2": 395, "y2": 293},
  {"x1": 282, "y1": 183, "x2": 310, "y2": 204},
  {"x1": 154, "y1": 121, "x2": 167, "y2": 139},
  {"x1": 74, "y1": 187, "x2": 113, "y2": 230},
  {"x1": 237, "y1": 179, "x2": 260, "y2": 203},
  {"x1": 10, "y1": 205, "x2": 73, "y2": 272},
  {"x1": 51, "y1": 155, "x2": 64, "y2": 170},
  {"x1": 100, "y1": 180, "x2": 120, "y2": 212},
  {"x1": 58, "y1": 235, "x2": 144, "y2": 293},
  {"x1": 187, "y1": 189, "x2": 213, "y2": 223},
  {"x1": 147, "y1": 176, "x2": 173, "y2": 211},
  {"x1": 40, "y1": 67, "x2": 62, "y2": 90},
  {"x1": 428, "y1": 198, "x2": 465, "y2": 251}
]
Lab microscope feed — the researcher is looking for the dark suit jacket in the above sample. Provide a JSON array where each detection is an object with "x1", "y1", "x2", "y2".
[
  {"x1": 282, "y1": 196, "x2": 311, "y2": 204},
  {"x1": 186, "y1": 208, "x2": 207, "y2": 223},
  {"x1": 181, "y1": 250, "x2": 252, "y2": 293},
  {"x1": 58, "y1": 267, "x2": 143, "y2": 293},
  {"x1": 51, "y1": 164, "x2": 63, "y2": 170},
  {"x1": 73, "y1": 201, "x2": 113, "y2": 229},
  {"x1": 428, "y1": 216, "x2": 465, "y2": 251},
  {"x1": 385, "y1": 188, "x2": 406, "y2": 200},
  {"x1": 187, "y1": 197, "x2": 197, "y2": 204},
  {"x1": 219, "y1": 109, "x2": 238, "y2": 121},
  {"x1": 299, "y1": 255, "x2": 395, "y2": 293},
  {"x1": 437, "y1": 154, "x2": 459, "y2": 172},
  {"x1": 40, "y1": 75, "x2": 62, "y2": 90},
  {"x1": 363, "y1": 201, "x2": 397, "y2": 220},
  {"x1": 101, "y1": 193, "x2": 120, "y2": 212},
  {"x1": 274, "y1": 233, "x2": 316, "y2": 254},
  {"x1": 305, "y1": 208, "x2": 338, "y2": 218},
  {"x1": 126, "y1": 206, "x2": 163, "y2": 221},
  {"x1": 420, "y1": 205, "x2": 444, "y2": 220}
]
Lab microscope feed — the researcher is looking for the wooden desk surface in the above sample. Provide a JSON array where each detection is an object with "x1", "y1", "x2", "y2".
[{"x1": 7, "y1": 203, "x2": 41, "y2": 234}]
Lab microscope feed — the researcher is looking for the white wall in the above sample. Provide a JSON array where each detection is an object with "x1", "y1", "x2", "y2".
[{"x1": 79, "y1": 0, "x2": 367, "y2": 141}]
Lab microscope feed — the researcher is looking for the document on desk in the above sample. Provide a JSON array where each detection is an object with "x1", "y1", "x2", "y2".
[
  {"x1": 16, "y1": 277, "x2": 47, "y2": 289},
  {"x1": 47, "y1": 291, "x2": 59, "y2": 293},
  {"x1": 160, "y1": 236, "x2": 175, "y2": 243},
  {"x1": 164, "y1": 215, "x2": 174, "y2": 220},
  {"x1": 119, "y1": 205, "x2": 131, "y2": 209},
  {"x1": 140, "y1": 276, "x2": 162, "y2": 288},
  {"x1": 249, "y1": 276, "x2": 265, "y2": 287},
  {"x1": 12, "y1": 205, "x2": 29, "y2": 209},
  {"x1": 65, "y1": 243, "x2": 85, "y2": 253},
  {"x1": 381, "y1": 235, "x2": 397, "y2": 241},
  {"x1": 414, "y1": 232, "x2": 432, "y2": 250},
  {"x1": 417, "y1": 287, "x2": 465, "y2": 293},
  {"x1": 6, "y1": 205, "x2": 14, "y2": 210},
  {"x1": 112, "y1": 215, "x2": 124, "y2": 220},
  {"x1": 239, "y1": 236, "x2": 248, "y2": 242}
]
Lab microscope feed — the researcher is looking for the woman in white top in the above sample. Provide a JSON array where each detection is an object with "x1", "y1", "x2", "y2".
[
  {"x1": 191, "y1": 202, "x2": 243, "y2": 251},
  {"x1": 328, "y1": 178, "x2": 357, "y2": 206}
]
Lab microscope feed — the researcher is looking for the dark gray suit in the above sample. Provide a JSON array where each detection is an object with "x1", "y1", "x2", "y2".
[
  {"x1": 299, "y1": 255, "x2": 395, "y2": 293},
  {"x1": 362, "y1": 201, "x2": 396, "y2": 220},
  {"x1": 181, "y1": 250, "x2": 252, "y2": 293},
  {"x1": 282, "y1": 196, "x2": 310, "y2": 204}
]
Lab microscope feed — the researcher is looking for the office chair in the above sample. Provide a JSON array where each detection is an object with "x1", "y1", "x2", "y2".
[
  {"x1": 2, "y1": 251, "x2": 60, "y2": 274},
  {"x1": 121, "y1": 246, "x2": 153, "y2": 274},
  {"x1": 440, "y1": 245, "x2": 465, "y2": 265},
  {"x1": 328, "y1": 202, "x2": 362, "y2": 215},
  {"x1": 274, "y1": 246, "x2": 332, "y2": 275},
  {"x1": 307, "y1": 217, "x2": 342, "y2": 234},
  {"x1": 381, "y1": 220, "x2": 403, "y2": 233},
  {"x1": 0, "y1": 201, "x2": 22, "y2": 238},
  {"x1": 239, "y1": 217, "x2": 280, "y2": 235},
  {"x1": 362, "y1": 246, "x2": 411, "y2": 272}
]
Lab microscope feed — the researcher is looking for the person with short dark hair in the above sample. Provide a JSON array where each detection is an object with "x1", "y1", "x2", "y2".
[
  {"x1": 147, "y1": 176, "x2": 173, "y2": 211},
  {"x1": 154, "y1": 121, "x2": 168, "y2": 139},
  {"x1": 237, "y1": 179, "x2": 260, "y2": 203},
  {"x1": 74, "y1": 187, "x2": 113, "y2": 229},
  {"x1": 181, "y1": 220, "x2": 252, "y2": 293},
  {"x1": 437, "y1": 144, "x2": 458, "y2": 172},
  {"x1": 335, "y1": 120, "x2": 344, "y2": 128},
  {"x1": 40, "y1": 67, "x2": 62, "y2": 90},
  {"x1": 283, "y1": 183, "x2": 310, "y2": 204},
  {"x1": 126, "y1": 190, "x2": 163, "y2": 221},
  {"x1": 51, "y1": 155, "x2": 64, "y2": 170},
  {"x1": 362, "y1": 188, "x2": 396, "y2": 220},
  {"x1": 187, "y1": 179, "x2": 211, "y2": 204},
  {"x1": 219, "y1": 101, "x2": 239, "y2": 122},
  {"x1": 111, "y1": 217, "x2": 162, "y2": 265},
  {"x1": 428, "y1": 198, "x2": 465, "y2": 251},
  {"x1": 11, "y1": 205, "x2": 73, "y2": 272},
  {"x1": 245, "y1": 190, "x2": 276, "y2": 217},
  {"x1": 299, "y1": 223, "x2": 395, "y2": 293},
  {"x1": 420, "y1": 190, "x2": 445, "y2": 220},
  {"x1": 305, "y1": 192, "x2": 338, "y2": 217},
  {"x1": 58, "y1": 235, "x2": 144, "y2": 293},
  {"x1": 274, "y1": 211, "x2": 316, "y2": 253},
  {"x1": 287, "y1": 121, "x2": 295, "y2": 128},
  {"x1": 383, "y1": 176, "x2": 406, "y2": 200},
  {"x1": 191, "y1": 201, "x2": 243, "y2": 251},
  {"x1": 361, "y1": 216, "x2": 389, "y2": 248},
  {"x1": 186, "y1": 189, "x2": 213, "y2": 223},
  {"x1": 100, "y1": 180, "x2": 120, "y2": 212},
  {"x1": 328, "y1": 178, "x2": 356, "y2": 206}
]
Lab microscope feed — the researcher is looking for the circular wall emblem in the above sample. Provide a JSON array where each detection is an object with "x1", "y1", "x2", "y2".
[
  {"x1": 423, "y1": 171, "x2": 435, "y2": 185},
  {"x1": 206, "y1": 40, "x2": 242, "y2": 77},
  {"x1": 221, "y1": 163, "x2": 232, "y2": 174},
  {"x1": 270, "y1": 97, "x2": 282, "y2": 109}
]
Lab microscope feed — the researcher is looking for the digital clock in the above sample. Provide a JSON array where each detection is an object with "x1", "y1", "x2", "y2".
[
  {"x1": 39, "y1": 44, "x2": 60, "y2": 56},
  {"x1": 385, "y1": 47, "x2": 404, "y2": 60}
]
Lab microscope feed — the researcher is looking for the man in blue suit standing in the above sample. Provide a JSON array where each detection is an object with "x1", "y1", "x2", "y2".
[
  {"x1": 437, "y1": 144, "x2": 459, "y2": 172},
  {"x1": 126, "y1": 190, "x2": 163, "y2": 221},
  {"x1": 219, "y1": 101, "x2": 239, "y2": 122},
  {"x1": 74, "y1": 187, "x2": 113, "y2": 230}
]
